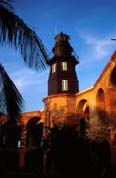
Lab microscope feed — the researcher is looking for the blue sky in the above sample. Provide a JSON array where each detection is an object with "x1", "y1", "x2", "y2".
[{"x1": 0, "y1": 0, "x2": 116, "y2": 112}]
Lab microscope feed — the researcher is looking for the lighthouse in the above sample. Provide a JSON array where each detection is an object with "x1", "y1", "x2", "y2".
[
  {"x1": 43, "y1": 32, "x2": 79, "y2": 128},
  {"x1": 48, "y1": 32, "x2": 79, "y2": 95}
]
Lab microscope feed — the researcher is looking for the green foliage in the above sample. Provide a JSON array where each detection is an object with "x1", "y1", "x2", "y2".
[
  {"x1": 0, "y1": 63, "x2": 23, "y2": 122},
  {"x1": 0, "y1": 0, "x2": 49, "y2": 70}
]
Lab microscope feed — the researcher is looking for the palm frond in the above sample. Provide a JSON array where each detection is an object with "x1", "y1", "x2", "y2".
[
  {"x1": 0, "y1": 0, "x2": 14, "y2": 11},
  {"x1": 0, "y1": 63, "x2": 23, "y2": 122},
  {"x1": 0, "y1": 1, "x2": 49, "y2": 70}
]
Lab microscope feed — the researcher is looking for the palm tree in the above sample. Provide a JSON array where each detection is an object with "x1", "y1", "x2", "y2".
[
  {"x1": 0, "y1": 0, "x2": 48, "y2": 69},
  {"x1": 0, "y1": 63, "x2": 23, "y2": 122},
  {"x1": 0, "y1": 0, "x2": 48, "y2": 121}
]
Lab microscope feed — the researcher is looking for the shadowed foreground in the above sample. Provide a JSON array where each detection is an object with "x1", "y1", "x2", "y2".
[{"x1": 0, "y1": 120, "x2": 116, "y2": 178}]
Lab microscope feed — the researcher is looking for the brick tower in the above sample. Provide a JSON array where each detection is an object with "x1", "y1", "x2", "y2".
[
  {"x1": 43, "y1": 32, "x2": 79, "y2": 129},
  {"x1": 48, "y1": 32, "x2": 79, "y2": 95}
]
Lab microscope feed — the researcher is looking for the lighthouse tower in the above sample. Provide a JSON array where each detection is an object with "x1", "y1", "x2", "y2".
[
  {"x1": 48, "y1": 32, "x2": 79, "y2": 95},
  {"x1": 43, "y1": 33, "x2": 79, "y2": 127}
]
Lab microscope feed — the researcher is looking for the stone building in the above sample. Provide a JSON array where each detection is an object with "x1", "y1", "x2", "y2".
[
  {"x1": 42, "y1": 32, "x2": 116, "y2": 138},
  {"x1": 1, "y1": 32, "x2": 116, "y2": 168},
  {"x1": 21, "y1": 32, "x2": 116, "y2": 141}
]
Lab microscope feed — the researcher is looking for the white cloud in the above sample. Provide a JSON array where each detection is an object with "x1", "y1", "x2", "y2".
[
  {"x1": 13, "y1": 78, "x2": 26, "y2": 91},
  {"x1": 84, "y1": 35, "x2": 112, "y2": 60},
  {"x1": 82, "y1": 35, "x2": 114, "y2": 60},
  {"x1": 77, "y1": 31, "x2": 116, "y2": 67},
  {"x1": 10, "y1": 68, "x2": 48, "y2": 92}
]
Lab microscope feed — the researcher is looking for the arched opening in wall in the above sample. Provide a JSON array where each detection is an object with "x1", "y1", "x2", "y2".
[
  {"x1": 96, "y1": 88, "x2": 108, "y2": 126},
  {"x1": 83, "y1": 104, "x2": 90, "y2": 121},
  {"x1": 110, "y1": 66, "x2": 116, "y2": 86},
  {"x1": 25, "y1": 117, "x2": 43, "y2": 169},
  {"x1": 26, "y1": 116, "x2": 42, "y2": 147},
  {"x1": 109, "y1": 66, "x2": 116, "y2": 124},
  {"x1": 77, "y1": 99, "x2": 89, "y2": 120}
]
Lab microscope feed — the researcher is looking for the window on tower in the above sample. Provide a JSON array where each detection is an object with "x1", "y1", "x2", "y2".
[
  {"x1": 62, "y1": 80, "x2": 68, "y2": 91},
  {"x1": 61, "y1": 62, "x2": 67, "y2": 71},
  {"x1": 52, "y1": 63, "x2": 56, "y2": 73}
]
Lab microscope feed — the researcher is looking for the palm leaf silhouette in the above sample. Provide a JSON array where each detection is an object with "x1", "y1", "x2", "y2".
[
  {"x1": 0, "y1": 63, "x2": 23, "y2": 122},
  {"x1": 0, "y1": 0, "x2": 48, "y2": 70}
]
